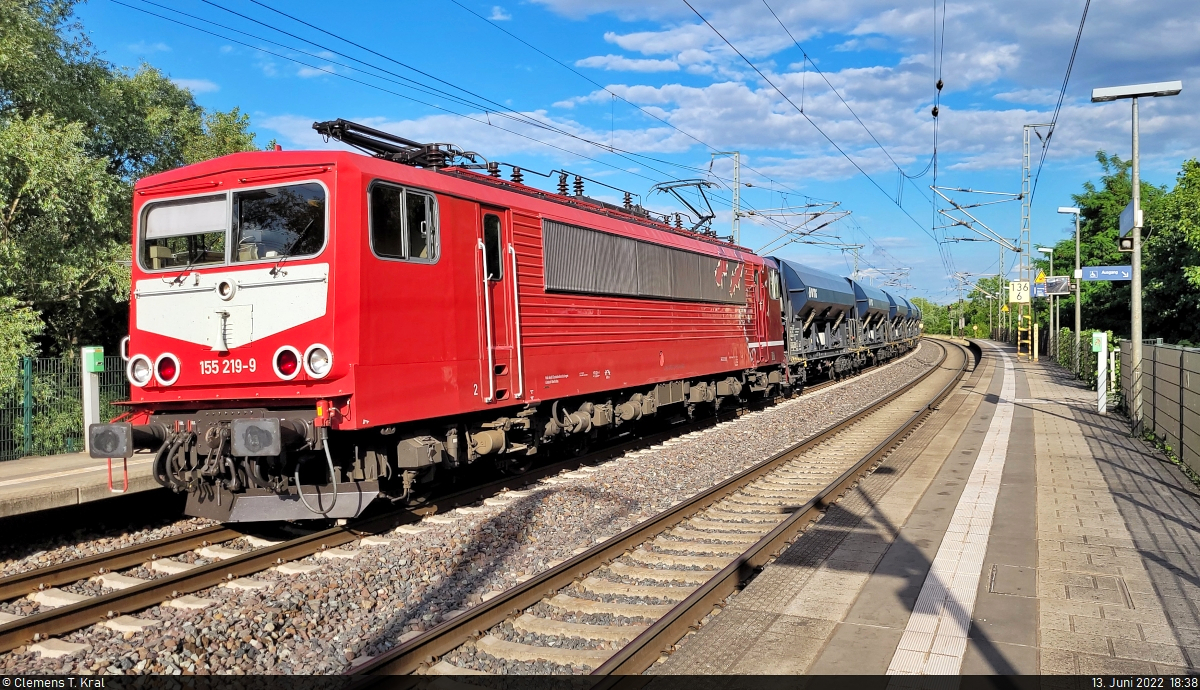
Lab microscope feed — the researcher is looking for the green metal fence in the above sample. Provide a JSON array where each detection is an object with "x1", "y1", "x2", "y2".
[
  {"x1": 1055, "y1": 328, "x2": 1117, "y2": 392},
  {"x1": 0, "y1": 356, "x2": 130, "y2": 462},
  {"x1": 100, "y1": 356, "x2": 129, "y2": 428}
]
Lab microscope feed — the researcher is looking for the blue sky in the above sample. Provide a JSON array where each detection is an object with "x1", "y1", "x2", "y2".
[{"x1": 82, "y1": 0, "x2": 1200, "y2": 302}]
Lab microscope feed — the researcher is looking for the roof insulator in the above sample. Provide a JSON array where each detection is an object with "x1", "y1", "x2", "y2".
[
  {"x1": 557, "y1": 172, "x2": 568, "y2": 196},
  {"x1": 573, "y1": 175, "x2": 584, "y2": 197},
  {"x1": 510, "y1": 167, "x2": 523, "y2": 184}
]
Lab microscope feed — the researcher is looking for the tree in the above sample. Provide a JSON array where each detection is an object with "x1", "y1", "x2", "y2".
[
  {"x1": 0, "y1": 0, "x2": 261, "y2": 358},
  {"x1": 1144, "y1": 159, "x2": 1200, "y2": 344},
  {"x1": 963, "y1": 276, "x2": 1005, "y2": 334},
  {"x1": 0, "y1": 113, "x2": 127, "y2": 352},
  {"x1": 183, "y1": 107, "x2": 257, "y2": 166},
  {"x1": 911, "y1": 297, "x2": 949, "y2": 335},
  {"x1": 0, "y1": 296, "x2": 41, "y2": 368},
  {"x1": 1026, "y1": 151, "x2": 1164, "y2": 338}
]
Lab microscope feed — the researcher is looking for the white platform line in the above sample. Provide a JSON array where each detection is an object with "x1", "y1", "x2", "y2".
[
  {"x1": 0, "y1": 458, "x2": 155, "y2": 489},
  {"x1": 886, "y1": 342, "x2": 1015, "y2": 676}
]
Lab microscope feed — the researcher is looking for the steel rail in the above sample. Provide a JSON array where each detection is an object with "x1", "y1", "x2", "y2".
[
  {"x1": 593, "y1": 340, "x2": 969, "y2": 674},
  {"x1": 354, "y1": 339, "x2": 958, "y2": 676},
  {"x1": 0, "y1": 525, "x2": 238, "y2": 602},
  {"x1": 0, "y1": 433, "x2": 672, "y2": 654},
  {"x1": 0, "y1": 340, "x2": 921, "y2": 654}
]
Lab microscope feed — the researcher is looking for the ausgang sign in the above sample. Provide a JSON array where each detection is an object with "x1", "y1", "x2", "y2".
[{"x1": 1082, "y1": 266, "x2": 1132, "y2": 282}]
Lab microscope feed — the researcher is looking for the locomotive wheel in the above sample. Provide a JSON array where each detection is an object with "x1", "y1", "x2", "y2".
[{"x1": 501, "y1": 456, "x2": 534, "y2": 474}]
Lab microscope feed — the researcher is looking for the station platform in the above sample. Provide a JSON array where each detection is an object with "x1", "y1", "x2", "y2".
[
  {"x1": 0, "y1": 449, "x2": 159, "y2": 518},
  {"x1": 658, "y1": 339, "x2": 1200, "y2": 675}
]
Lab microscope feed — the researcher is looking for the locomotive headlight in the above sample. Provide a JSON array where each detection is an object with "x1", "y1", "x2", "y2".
[
  {"x1": 274, "y1": 346, "x2": 301, "y2": 380},
  {"x1": 304, "y1": 344, "x2": 332, "y2": 378},
  {"x1": 127, "y1": 355, "x2": 153, "y2": 387},
  {"x1": 154, "y1": 353, "x2": 180, "y2": 386}
]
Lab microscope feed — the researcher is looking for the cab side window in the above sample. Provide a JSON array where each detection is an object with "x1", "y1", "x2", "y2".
[
  {"x1": 483, "y1": 214, "x2": 502, "y2": 281},
  {"x1": 369, "y1": 181, "x2": 438, "y2": 262},
  {"x1": 406, "y1": 192, "x2": 431, "y2": 260}
]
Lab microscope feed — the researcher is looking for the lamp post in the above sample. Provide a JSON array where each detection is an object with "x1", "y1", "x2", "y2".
[
  {"x1": 1038, "y1": 247, "x2": 1054, "y2": 359},
  {"x1": 1058, "y1": 207, "x2": 1081, "y2": 376},
  {"x1": 1092, "y1": 80, "x2": 1182, "y2": 433}
]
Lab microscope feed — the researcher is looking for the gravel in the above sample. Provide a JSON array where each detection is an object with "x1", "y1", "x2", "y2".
[
  {"x1": 0, "y1": 342, "x2": 940, "y2": 675},
  {"x1": 0, "y1": 517, "x2": 218, "y2": 580}
]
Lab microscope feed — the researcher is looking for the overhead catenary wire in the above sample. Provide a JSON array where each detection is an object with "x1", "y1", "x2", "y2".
[
  {"x1": 181, "y1": 0, "x2": 738, "y2": 189},
  {"x1": 761, "y1": 0, "x2": 934, "y2": 204},
  {"x1": 1028, "y1": 0, "x2": 1092, "y2": 206},
  {"x1": 108, "y1": 0, "x2": 665, "y2": 186},
  {"x1": 117, "y1": 0, "x2": 925, "y2": 271},
  {"x1": 682, "y1": 0, "x2": 951, "y2": 280},
  {"x1": 446, "y1": 0, "x2": 803, "y2": 199},
  {"x1": 763, "y1": 0, "x2": 954, "y2": 282},
  {"x1": 111, "y1": 0, "x2": 798, "y2": 238},
  {"x1": 237, "y1": 0, "x2": 775, "y2": 204},
  {"x1": 189, "y1": 0, "x2": 798, "y2": 237}
]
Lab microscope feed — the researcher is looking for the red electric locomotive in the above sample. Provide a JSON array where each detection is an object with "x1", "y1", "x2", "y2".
[{"x1": 89, "y1": 120, "x2": 789, "y2": 521}]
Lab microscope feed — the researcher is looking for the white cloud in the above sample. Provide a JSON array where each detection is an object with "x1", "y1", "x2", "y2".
[
  {"x1": 834, "y1": 37, "x2": 888, "y2": 52},
  {"x1": 489, "y1": 6, "x2": 512, "y2": 20},
  {"x1": 256, "y1": 55, "x2": 278, "y2": 78},
  {"x1": 261, "y1": 0, "x2": 1200, "y2": 299},
  {"x1": 994, "y1": 88, "x2": 1060, "y2": 105},
  {"x1": 170, "y1": 78, "x2": 219, "y2": 94},
  {"x1": 297, "y1": 65, "x2": 336, "y2": 78},
  {"x1": 576, "y1": 54, "x2": 680, "y2": 72},
  {"x1": 128, "y1": 41, "x2": 169, "y2": 53}
]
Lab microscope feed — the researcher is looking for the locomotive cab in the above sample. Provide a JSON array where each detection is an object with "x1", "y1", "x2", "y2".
[{"x1": 88, "y1": 157, "x2": 375, "y2": 522}]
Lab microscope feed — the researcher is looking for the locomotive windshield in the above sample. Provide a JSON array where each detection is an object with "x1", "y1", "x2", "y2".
[
  {"x1": 141, "y1": 195, "x2": 228, "y2": 270},
  {"x1": 139, "y1": 182, "x2": 327, "y2": 271},
  {"x1": 232, "y1": 183, "x2": 325, "y2": 262}
]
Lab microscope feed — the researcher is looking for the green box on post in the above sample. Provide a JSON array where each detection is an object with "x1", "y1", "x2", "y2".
[
  {"x1": 1092, "y1": 332, "x2": 1106, "y2": 353},
  {"x1": 82, "y1": 346, "x2": 104, "y2": 373}
]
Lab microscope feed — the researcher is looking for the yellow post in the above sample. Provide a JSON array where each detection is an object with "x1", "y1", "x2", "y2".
[{"x1": 1034, "y1": 322, "x2": 1039, "y2": 362}]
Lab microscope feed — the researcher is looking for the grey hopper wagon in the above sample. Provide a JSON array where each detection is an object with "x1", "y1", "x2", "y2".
[{"x1": 773, "y1": 259, "x2": 857, "y2": 360}]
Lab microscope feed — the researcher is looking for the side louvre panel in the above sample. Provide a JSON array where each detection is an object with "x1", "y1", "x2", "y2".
[
  {"x1": 636, "y1": 241, "x2": 672, "y2": 298},
  {"x1": 541, "y1": 219, "x2": 744, "y2": 304}
]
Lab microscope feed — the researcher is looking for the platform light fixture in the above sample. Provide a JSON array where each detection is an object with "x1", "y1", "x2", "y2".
[
  {"x1": 1091, "y1": 80, "x2": 1182, "y2": 433},
  {"x1": 1091, "y1": 81, "x2": 1182, "y2": 102}
]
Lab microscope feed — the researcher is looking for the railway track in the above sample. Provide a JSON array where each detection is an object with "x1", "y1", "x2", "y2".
[
  {"x1": 0, "y1": 344, "x2": 923, "y2": 659},
  {"x1": 353, "y1": 339, "x2": 969, "y2": 675}
]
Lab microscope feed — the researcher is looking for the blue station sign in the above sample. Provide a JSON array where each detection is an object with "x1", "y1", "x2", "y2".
[{"x1": 1082, "y1": 266, "x2": 1132, "y2": 282}]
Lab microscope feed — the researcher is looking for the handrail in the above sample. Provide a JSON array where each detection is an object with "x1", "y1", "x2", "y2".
[
  {"x1": 478, "y1": 239, "x2": 495, "y2": 404},
  {"x1": 508, "y1": 245, "x2": 525, "y2": 400}
]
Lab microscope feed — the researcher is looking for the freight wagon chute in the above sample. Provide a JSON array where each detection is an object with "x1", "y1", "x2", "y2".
[
  {"x1": 850, "y1": 279, "x2": 892, "y2": 346},
  {"x1": 772, "y1": 259, "x2": 856, "y2": 356}
]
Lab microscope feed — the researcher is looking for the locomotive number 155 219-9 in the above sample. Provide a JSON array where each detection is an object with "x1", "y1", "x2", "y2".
[{"x1": 199, "y1": 358, "x2": 257, "y2": 375}]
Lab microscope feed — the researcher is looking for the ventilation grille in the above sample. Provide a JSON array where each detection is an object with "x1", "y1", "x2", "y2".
[{"x1": 542, "y1": 220, "x2": 745, "y2": 304}]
